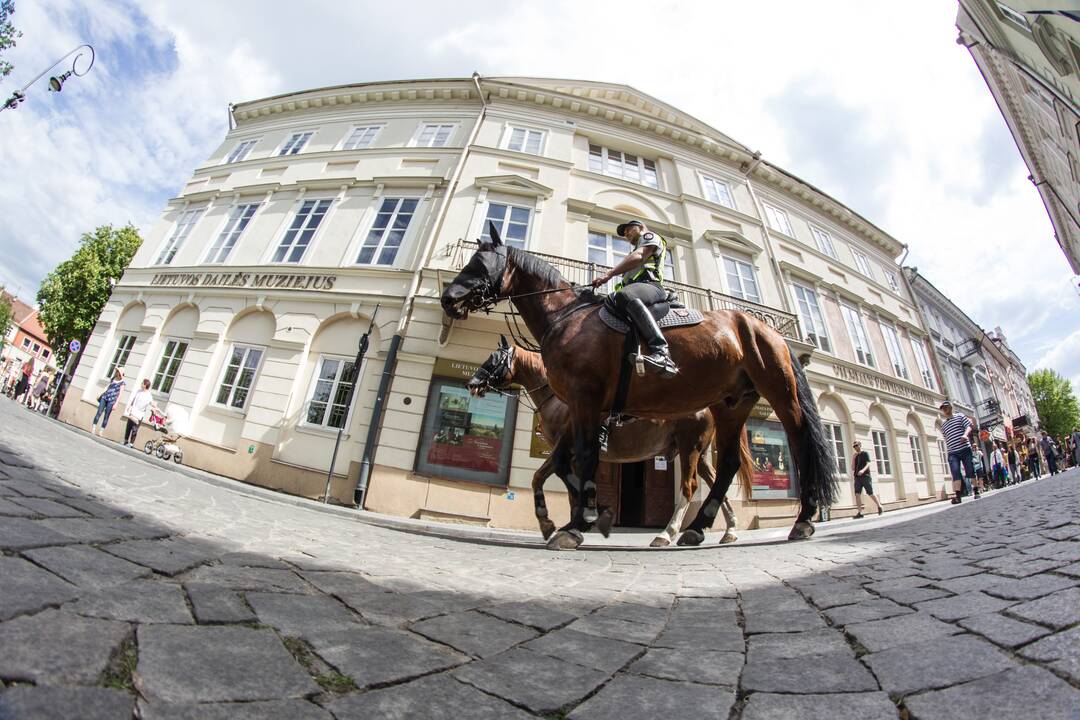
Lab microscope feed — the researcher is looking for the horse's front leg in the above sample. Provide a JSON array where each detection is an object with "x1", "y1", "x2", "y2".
[
  {"x1": 547, "y1": 409, "x2": 601, "y2": 551},
  {"x1": 532, "y1": 450, "x2": 560, "y2": 541}
]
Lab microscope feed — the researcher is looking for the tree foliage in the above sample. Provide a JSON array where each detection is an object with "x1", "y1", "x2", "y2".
[
  {"x1": 0, "y1": 290, "x2": 12, "y2": 342},
  {"x1": 0, "y1": 1, "x2": 21, "y2": 79},
  {"x1": 1028, "y1": 368, "x2": 1080, "y2": 440},
  {"x1": 36, "y1": 224, "x2": 142, "y2": 364}
]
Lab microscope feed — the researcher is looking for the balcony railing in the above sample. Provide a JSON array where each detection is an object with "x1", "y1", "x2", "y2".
[{"x1": 444, "y1": 240, "x2": 802, "y2": 340}]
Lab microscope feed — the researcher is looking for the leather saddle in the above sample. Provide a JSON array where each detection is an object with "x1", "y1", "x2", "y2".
[{"x1": 599, "y1": 290, "x2": 704, "y2": 333}]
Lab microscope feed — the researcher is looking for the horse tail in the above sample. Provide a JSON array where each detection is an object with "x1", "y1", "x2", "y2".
[
  {"x1": 788, "y1": 347, "x2": 839, "y2": 510},
  {"x1": 737, "y1": 422, "x2": 754, "y2": 499}
]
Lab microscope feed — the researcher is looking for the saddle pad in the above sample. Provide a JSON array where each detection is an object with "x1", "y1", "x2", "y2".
[{"x1": 599, "y1": 306, "x2": 704, "y2": 334}]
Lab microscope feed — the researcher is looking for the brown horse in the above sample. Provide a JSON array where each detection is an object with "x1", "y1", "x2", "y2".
[
  {"x1": 467, "y1": 338, "x2": 750, "y2": 546},
  {"x1": 442, "y1": 225, "x2": 838, "y2": 548}
]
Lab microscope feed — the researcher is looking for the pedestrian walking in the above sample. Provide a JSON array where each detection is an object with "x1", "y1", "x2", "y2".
[
  {"x1": 122, "y1": 379, "x2": 156, "y2": 448},
  {"x1": 1071, "y1": 428, "x2": 1080, "y2": 468},
  {"x1": 1007, "y1": 444, "x2": 1020, "y2": 485},
  {"x1": 940, "y1": 399, "x2": 978, "y2": 503},
  {"x1": 851, "y1": 440, "x2": 883, "y2": 518},
  {"x1": 991, "y1": 442, "x2": 1007, "y2": 489},
  {"x1": 12, "y1": 359, "x2": 33, "y2": 404},
  {"x1": 1041, "y1": 431, "x2": 1058, "y2": 476},
  {"x1": 1026, "y1": 437, "x2": 1042, "y2": 479},
  {"x1": 30, "y1": 373, "x2": 49, "y2": 411},
  {"x1": 91, "y1": 369, "x2": 125, "y2": 437}
]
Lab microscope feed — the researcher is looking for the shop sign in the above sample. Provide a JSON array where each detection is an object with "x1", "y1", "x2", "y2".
[
  {"x1": 831, "y1": 363, "x2": 936, "y2": 406},
  {"x1": 149, "y1": 272, "x2": 338, "y2": 291},
  {"x1": 433, "y1": 357, "x2": 482, "y2": 381}
]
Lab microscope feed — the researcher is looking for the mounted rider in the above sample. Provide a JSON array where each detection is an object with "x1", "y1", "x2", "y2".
[{"x1": 590, "y1": 219, "x2": 678, "y2": 378}]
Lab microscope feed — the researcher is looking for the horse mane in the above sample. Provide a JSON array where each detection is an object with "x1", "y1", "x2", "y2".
[{"x1": 506, "y1": 247, "x2": 604, "y2": 306}]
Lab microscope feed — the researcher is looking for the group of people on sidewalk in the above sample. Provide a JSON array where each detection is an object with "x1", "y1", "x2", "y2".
[
  {"x1": 1, "y1": 356, "x2": 55, "y2": 413},
  {"x1": 90, "y1": 368, "x2": 159, "y2": 448}
]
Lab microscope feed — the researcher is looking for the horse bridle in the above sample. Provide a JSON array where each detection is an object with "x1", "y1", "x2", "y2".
[{"x1": 472, "y1": 345, "x2": 556, "y2": 413}]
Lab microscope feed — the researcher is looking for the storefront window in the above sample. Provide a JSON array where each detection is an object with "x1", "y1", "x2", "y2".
[{"x1": 747, "y1": 419, "x2": 798, "y2": 499}]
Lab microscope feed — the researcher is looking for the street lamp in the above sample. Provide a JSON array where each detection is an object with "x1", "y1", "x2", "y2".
[{"x1": 1, "y1": 44, "x2": 95, "y2": 112}]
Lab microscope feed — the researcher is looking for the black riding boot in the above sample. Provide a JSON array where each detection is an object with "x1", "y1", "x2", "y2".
[{"x1": 624, "y1": 298, "x2": 678, "y2": 378}]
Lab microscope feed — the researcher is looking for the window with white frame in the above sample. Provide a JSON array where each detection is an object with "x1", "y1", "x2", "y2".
[
  {"x1": 42, "y1": 349, "x2": 50, "y2": 360},
  {"x1": 20, "y1": 338, "x2": 29, "y2": 349},
  {"x1": 911, "y1": 337, "x2": 936, "y2": 390},
  {"x1": 762, "y1": 203, "x2": 793, "y2": 236},
  {"x1": 880, "y1": 322, "x2": 910, "y2": 380},
  {"x1": 851, "y1": 248, "x2": 875, "y2": 279},
  {"x1": 215, "y1": 345, "x2": 263, "y2": 410},
  {"x1": 809, "y1": 226, "x2": 839, "y2": 259},
  {"x1": 485, "y1": 203, "x2": 530, "y2": 250},
  {"x1": 723, "y1": 257, "x2": 760, "y2": 302},
  {"x1": 205, "y1": 203, "x2": 259, "y2": 264},
  {"x1": 586, "y1": 231, "x2": 674, "y2": 284},
  {"x1": 840, "y1": 304, "x2": 875, "y2": 367},
  {"x1": 872, "y1": 430, "x2": 892, "y2": 476},
  {"x1": 415, "y1": 123, "x2": 455, "y2": 148},
  {"x1": 996, "y1": 2, "x2": 1030, "y2": 30},
  {"x1": 506, "y1": 126, "x2": 544, "y2": 155},
  {"x1": 791, "y1": 283, "x2": 831, "y2": 352},
  {"x1": 155, "y1": 208, "x2": 204, "y2": 265},
  {"x1": 304, "y1": 356, "x2": 358, "y2": 429},
  {"x1": 824, "y1": 422, "x2": 847, "y2": 474},
  {"x1": 32, "y1": 342, "x2": 40, "y2": 354},
  {"x1": 341, "y1": 125, "x2": 381, "y2": 150},
  {"x1": 588, "y1": 144, "x2": 659, "y2": 189},
  {"x1": 701, "y1": 175, "x2": 734, "y2": 208},
  {"x1": 278, "y1": 131, "x2": 314, "y2": 156},
  {"x1": 272, "y1": 199, "x2": 332, "y2": 264},
  {"x1": 224, "y1": 139, "x2": 258, "y2": 164},
  {"x1": 356, "y1": 197, "x2": 418, "y2": 266},
  {"x1": 884, "y1": 270, "x2": 901, "y2": 293},
  {"x1": 910, "y1": 435, "x2": 926, "y2": 476},
  {"x1": 106, "y1": 335, "x2": 137, "y2": 378},
  {"x1": 152, "y1": 339, "x2": 188, "y2": 395}
]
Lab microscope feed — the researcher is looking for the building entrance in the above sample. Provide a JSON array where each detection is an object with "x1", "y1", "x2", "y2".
[{"x1": 594, "y1": 460, "x2": 675, "y2": 528}]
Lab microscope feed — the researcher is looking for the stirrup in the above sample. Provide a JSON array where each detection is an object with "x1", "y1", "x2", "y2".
[{"x1": 635, "y1": 352, "x2": 678, "y2": 378}]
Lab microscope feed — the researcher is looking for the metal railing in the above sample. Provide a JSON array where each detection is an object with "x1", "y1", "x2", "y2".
[{"x1": 444, "y1": 240, "x2": 802, "y2": 340}]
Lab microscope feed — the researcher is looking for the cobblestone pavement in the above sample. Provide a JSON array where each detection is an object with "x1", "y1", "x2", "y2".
[{"x1": 0, "y1": 400, "x2": 1078, "y2": 719}]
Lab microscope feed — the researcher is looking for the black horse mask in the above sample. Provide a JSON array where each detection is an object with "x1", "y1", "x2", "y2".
[
  {"x1": 466, "y1": 335, "x2": 514, "y2": 397},
  {"x1": 441, "y1": 221, "x2": 509, "y2": 320}
]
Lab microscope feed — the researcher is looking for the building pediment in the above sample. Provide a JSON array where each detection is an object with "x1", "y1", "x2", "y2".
[
  {"x1": 703, "y1": 229, "x2": 763, "y2": 257},
  {"x1": 474, "y1": 174, "x2": 553, "y2": 199}
]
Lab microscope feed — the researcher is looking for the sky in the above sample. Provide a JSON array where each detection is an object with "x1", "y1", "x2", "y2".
[{"x1": 1, "y1": 0, "x2": 1077, "y2": 395}]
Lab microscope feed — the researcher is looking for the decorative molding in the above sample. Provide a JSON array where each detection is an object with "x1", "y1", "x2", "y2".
[
  {"x1": 565, "y1": 198, "x2": 692, "y2": 241},
  {"x1": 473, "y1": 174, "x2": 554, "y2": 200},
  {"x1": 702, "y1": 229, "x2": 763, "y2": 257}
]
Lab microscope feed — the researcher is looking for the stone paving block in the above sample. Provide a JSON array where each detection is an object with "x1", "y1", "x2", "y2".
[
  {"x1": 182, "y1": 564, "x2": 309, "y2": 593},
  {"x1": 741, "y1": 650, "x2": 878, "y2": 693},
  {"x1": 10, "y1": 496, "x2": 89, "y2": 518},
  {"x1": 410, "y1": 609, "x2": 537, "y2": 658},
  {"x1": 0, "y1": 496, "x2": 38, "y2": 516},
  {"x1": 135, "y1": 625, "x2": 319, "y2": 702},
  {"x1": 24, "y1": 543, "x2": 151, "y2": 590},
  {"x1": 104, "y1": 537, "x2": 220, "y2": 575},
  {"x1": 0, "y1": 516, "x2": 74, "y2": 549},
  {"x1": 567, "y1": 614, "x2": 663, "y2": 645},
  {"x1": 741, "y1": 691, "x2": 897, "y2": 720},
  {"x1": 246, "y1": 591, "x2": 361, "y2": 636},
  {"x1": 1057, "y1": 560, "x2": 1080, "y2": 577},
  {"x1": 49, "y1": 496, "x2": 129, "y2": 519},
  {"x1": 913, "y1": 590, "x2": 1016, "y2": 621},
  {"x1": 904, "y1": 665, "x2": 1080, "y2": 720},
  {"x1": 452, "y1": 647, "x2": 610, "y2": 714},
  {"x1": 743, "y1": 609, "x2": 826, "y2": 634},
  {"x1": 300, "y1": 570, "x2": 383, "y2": 596},
  {"x1": 1018, "y1": 626, "x2": 1080, "y2": 681},
  {"x1": 845, "y1": 612, "x2": 959, "y2": 653},
  {"x1": 628, "y1": 647, "x2": 742, "y2": 686},
  {"x1": 1005, "y1": 586, "x2": 1080, "y2": 629},
  {"x1": 337, "y1": 590, "x2": 441, "y2": 624},
  {"x1": 863, "y1": 574, "x2": 931, "y2": 594},
  {"x1": 41, "y1": 517, "x2": 166, "y2": 544},
  {"x1": 864, "y1": 634, "x2": 1016, "y2": 695},
  {"x1": 914, "y1": 562, "x2": 981, "y2": 580},
  {"x1": 976, "y1": 553, "x2": 1067, "y2": 578},
  {"x1": 139, "y1": 699, "x2": 332, "y2": 719},
  {"x1": 480, "y1": 600, "x2": 579, "y2": 631},
  {"x1": 306, "y1": 626, "x2": 466, "y2": 689},
  {"x1": 958, "y1": 612, "x2": 1052, "y2": 648},
  {"x1": 219, "y1": 551, "x2": 292, "y2": 569},
  {"x1": 569, "y1": 674, "x2": 734, "y2": 720},
  {"x1": 184, "y1": 583, "x2": 257, "y2": 624},
  {"x1": 523, "y1": 627, "x2": 642, "y2": 673},
  {"x1": 800, "y1": 583, "x2": 875, "y2": 609},
  {"x1": 0, "y1": 685, "x2": 135, "y2": 720},
  {"x1": 823, "y1": 598, "x2": 913, "y2": 626},
  {"x1": 932, "y1": 573, "x2": 1008, "y2": 594},
  {"x1": 0, "y1": 609, "x2": 129, "y2": 685},
  {"x1": 651, "y1": 621, "x2": 744, "y2": 651},
  {"x1": 740, "y1": 590, "x2": 810, "y2": 612},
  {"x1": 874, "y1": 585, "x2": 952, "y2": 604},
  {"x1": 592, "y1": 602, "x2": 669, "y2": 626},
  {"x1": 0, "y1": 555, "x2": 80, "y2": 620},
  {"x1": 983, "y1": 572, "x2": 1077, "y2": 601},
  {"x1": 746, "y1": 628, "x2": 851, "y2": 663},
  {"x1": 325, "y1": 672, "x2": 533, "y2": 720},
  {"x1": 67, "y1": 578, "x2": 193, "y2": 624}
]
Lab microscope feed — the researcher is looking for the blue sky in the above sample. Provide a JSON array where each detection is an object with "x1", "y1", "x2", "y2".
[{"x1": 1, "y1": 0, "x2": 1077, "y2": 393}]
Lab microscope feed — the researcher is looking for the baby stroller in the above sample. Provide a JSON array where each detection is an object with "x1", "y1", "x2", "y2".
[{"x1": 142, "y1": 405, "x2": 187, "y2": 464}]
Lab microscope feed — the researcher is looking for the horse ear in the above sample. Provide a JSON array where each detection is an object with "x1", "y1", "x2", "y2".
[
  {"x1": 499, "y1": 334, "x2": 509, "y2": 349},
  {"x1": 487, "y1": 220, "x2": 503, "y2": 247}
]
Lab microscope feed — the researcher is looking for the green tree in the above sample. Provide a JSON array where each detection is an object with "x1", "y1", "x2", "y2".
[
  {"x1": 1028, "y1": 368, "x2": 1080, "y2": 440},
  {"x1": 0, "y1": 1, "x2": 21, "y2": 79},
  {"x1": 36, "y1": 224, "x2": 142, "y2": 366},
  {"x1": 0, "y1": 290, "x2": 12, "y2": 343}
]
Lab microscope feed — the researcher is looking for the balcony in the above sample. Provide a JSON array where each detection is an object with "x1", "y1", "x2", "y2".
[{"x1": 444, "y1": 240, "x2": 801, "y2": 340}]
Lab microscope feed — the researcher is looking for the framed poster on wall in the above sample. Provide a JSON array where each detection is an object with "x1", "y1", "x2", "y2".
[{"x1": 747, "y1": 418, "x2": 798, "y2": 499}]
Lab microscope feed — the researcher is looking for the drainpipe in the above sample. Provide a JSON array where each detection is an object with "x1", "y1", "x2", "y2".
[
  {"x1": 741, "y1": 153, "x2": 795, "y2": 315},
  {"x1": 353, "y1": 73, "x2": 489, "y2": 508}
]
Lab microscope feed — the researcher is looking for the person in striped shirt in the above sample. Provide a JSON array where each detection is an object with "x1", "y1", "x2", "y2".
[{"x1": 940, "y1": 399, "x2": 978, "y2": 504}]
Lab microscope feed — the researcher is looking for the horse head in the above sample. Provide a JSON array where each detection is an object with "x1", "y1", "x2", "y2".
[
  {"x1": 466, "y1": 335, "x2": 515, "y2": 397},
  {"x1": 441, "y1": 221, "x2": 510, "y2": 320}
]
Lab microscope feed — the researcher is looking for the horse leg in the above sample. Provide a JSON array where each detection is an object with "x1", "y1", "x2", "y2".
[
  {"x1": 652, "y1": 460, "x2": 694, "y2": 548},
  {"x1": 719, "y1": 498, "x2": 738, "y2": 544},
  {"x1": 678, "y1": 418, "x2": 745, "y2": 546},
  {"x1": 548, "y1": 410, "x2": 602, "y2": 551},
  {"x1": 532, "y1": 452, "x2": 559, "y2": 541}
]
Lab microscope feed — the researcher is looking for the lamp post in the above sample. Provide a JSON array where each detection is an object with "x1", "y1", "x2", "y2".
[{"x1": 1, "y1": 44, "x2": 95, "y2": 112}]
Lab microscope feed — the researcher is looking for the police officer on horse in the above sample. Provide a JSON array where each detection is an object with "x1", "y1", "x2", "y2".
[{"x1": 590, "y1": 219, "x2": 678, "y2": 378}]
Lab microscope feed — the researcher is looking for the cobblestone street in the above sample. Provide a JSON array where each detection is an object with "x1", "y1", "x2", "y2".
[{"x1": 0, "y1": 399, "x2": 1077, "y2": 719}]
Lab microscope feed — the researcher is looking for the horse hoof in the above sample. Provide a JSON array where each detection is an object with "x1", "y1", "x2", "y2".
[
  {"x1": 583, "y1": 507, "x2": 599, "y2": 524},
  {"x1": 596, "y1": 507, "x2": 614, "y2": 538},
  {"x1": 787, "y1": 521, "x2": 815, "y2": 541},
  {"x1": 676, "y1": 529, "x2": 705, "y2": 547},
  {"x1": 539, "y1": 520, "x2": 557, "y2": 541},
  {"x1": 719, "y1": 532, "x2": 738, "y2": 544},
  {"x1": 547, "y1": 530, "x2": 585, "y2": 551},
  {"x1": 649, "y1": 537, "x2": 670, "y2": 548}
]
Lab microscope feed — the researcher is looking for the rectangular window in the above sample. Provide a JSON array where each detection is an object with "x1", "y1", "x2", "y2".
[
  {"x1": 485, "y1": 203, "x2": 531, "y2": 250},
  {"x1": 107, "y1": 335, "x2": 137, "y2": 378},
  {"x1": 872, "y1": 430, "x2": 892, "y2": 476},
  {"x1": 416, "y1": 123, "x2": 455, "y2": 148},
  {"x1": 910, "y1": 435, "x2": 926, "y2": 476},
  {"x1": 506, "y1": 127, "x2": 544, "y2": 155},
  {"x1": 880, "y1": 323, "x2": 910, "y2": 380},
  {"x1": 587, "y1": 144, "x2": 659, "y2": 189},
  {"x1": 809, "y1": 226, "x2": 839, "y2": 259},
  {"x1": 791, "y1": 283, "x2": 831, "y2": 352},
  {"x1": 205, "y1": 203, "x2": 259, "y2": 264},
  {"x1": 155, "y1": 208, "x2": 204, "y2": 265},
  {"x1": 273, "y1": 199, "x2": 332, "y2": 264},
  {"x1": 723, "y1": 257, "x2": 760, "y2": 303},
  {"x1": 911, "y1": 337, "x2": 936, "y2": 390},
  {"x1": 996, "y1": 2, "x2": 1030, "y2": 30},
  {"x1": 587, "y1": 231, "x2": 632, "y2": 292},
  {"x1": 278, "y1": 131, "x2": 314, "y2": 156},
  {"x1": 701, "y1": 176, "x2": 734, "y2": 208},
  {"x1": 305, "y1": 356, "x2": 358, "y2": 429},
  {"x1": 762, "y1": 203, "x2": 793, "y2": 236},
  {"x1": 825, "y1": 422, "x2": 847, "y2": 474},
  {"x1": 152, "y1": 339, "x2": 189, "y2": 395},
  {"x1": 840, "y1": 304, "x2": 875, "y2": 367},
  {"x1": 884, "y1": 270, "x2": 901, "y2": 293},
  {"x1": 357, "y1": 197, "x2": 418, "y2": 266},
  {"x1": 32, "y1": 342, "x2": 40, "y2": 353},
  {"x1": 342, "y1": 125, "x2": 381, "y2": 150},
  {"x1": 20, "y1": 338, "x2": 29, "y2": 349},
  {"x1": 224, "y1": 139, "x2": 258, "y2": 164},
  {"x1": 215, "y1": 345, "x2": 263, "y2": 410},
  {"x1": 42, "y1": 349, "x2": 50, "y2": 360},
  {"x1": 852, "y1": 249, "x2": 875, "y2": 279}
]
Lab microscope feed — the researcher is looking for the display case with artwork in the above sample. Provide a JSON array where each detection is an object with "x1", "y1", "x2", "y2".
[{"x1": 747, "y1": 419, "x2": 798, "y2": 499}]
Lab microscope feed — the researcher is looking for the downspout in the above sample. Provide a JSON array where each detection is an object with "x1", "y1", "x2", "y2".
[
  {"x1": 353, "y1": 73, "x2": 489, "y2": 508},
  {"x1": 741, "y1": 152, "x2": 795, "y2": 315}
]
